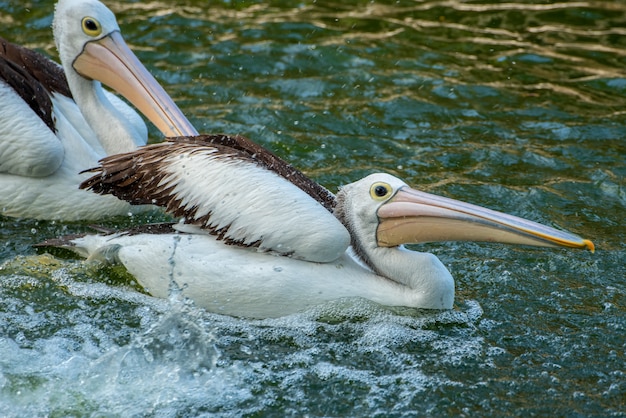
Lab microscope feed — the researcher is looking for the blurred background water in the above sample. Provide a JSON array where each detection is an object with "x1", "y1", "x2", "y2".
[{"x1": 0, "y1": 0, "x2": 624, "y2": 416}]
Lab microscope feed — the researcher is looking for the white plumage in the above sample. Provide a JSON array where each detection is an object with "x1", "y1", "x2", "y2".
[{"x1": 69, "y1": 229, "x2": 454, "y2": 319}]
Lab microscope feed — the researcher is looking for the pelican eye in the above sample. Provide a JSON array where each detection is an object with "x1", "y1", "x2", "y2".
[
  {"x1": 370, "y1": 182, "x2": 392, "y2": 201},
  {"x1": 81, "y1": 17, "x2": 102, "y2": 37}
]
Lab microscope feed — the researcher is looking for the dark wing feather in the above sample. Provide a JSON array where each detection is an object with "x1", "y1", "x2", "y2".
[
  {"x1": 0, "y1": 37, "x2": 72, "y2": 132},
  {"x1": 80, "y1": 141, "x2": 180, "y2": 206}
]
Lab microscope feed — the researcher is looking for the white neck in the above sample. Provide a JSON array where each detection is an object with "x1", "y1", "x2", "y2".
[
  {"x1": 358, "y1": 244, "x2": 454, "y2": 309},
  {"x1": 64, "y1": 67, "x2": 143, "y2": 155}
]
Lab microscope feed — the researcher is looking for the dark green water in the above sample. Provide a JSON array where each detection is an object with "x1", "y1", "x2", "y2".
[{"x1": 0, "y1": 0, "x2": 624, "y2": 416}]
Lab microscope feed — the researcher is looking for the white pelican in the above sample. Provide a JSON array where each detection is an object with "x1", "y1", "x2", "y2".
[
  {"x1": 0, "y1": 0, "x2": 197, "y2": 220},
  {"x1": 43, "y1": 136, "x2": 594, "y2": 318}
]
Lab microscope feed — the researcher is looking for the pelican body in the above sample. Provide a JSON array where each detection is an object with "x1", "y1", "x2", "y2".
[
  {"x1": 44, "y1": 136, "x2": 594, "y2": 318},
  {"x1": 66, "y1": 223, "x2": 455, "y2": 318},
  {"x1": 0, "y1": 0, "x2": 196, "y2": 220}
]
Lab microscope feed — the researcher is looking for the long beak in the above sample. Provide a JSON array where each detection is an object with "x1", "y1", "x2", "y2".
[
  {"x1": 377, "y1": 187, "x2": 595, "y2": 252},
  {"x1": 72, "y1": 30, "x2": 198, "y2": 138}
]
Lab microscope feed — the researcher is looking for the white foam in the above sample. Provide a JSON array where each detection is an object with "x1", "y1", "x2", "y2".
[{"x1": 0, "y1": 257, "x2": 502, "y2": 416}]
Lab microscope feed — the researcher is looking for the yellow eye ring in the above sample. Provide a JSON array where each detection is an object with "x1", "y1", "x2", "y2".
[
  {"x1": 370, "y1": 182, "x2": 392, "y2": 201},
  {"x1": 81, "y1": 16, "x2": 102, "y2": 37}
]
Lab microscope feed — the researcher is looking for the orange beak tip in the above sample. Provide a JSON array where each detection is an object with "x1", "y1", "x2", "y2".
[{"x1": 583, "y1": 239, "x2": 595, "y2": 253}]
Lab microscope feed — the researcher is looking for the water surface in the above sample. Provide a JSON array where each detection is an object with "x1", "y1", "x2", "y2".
[{"x1": 0, "y1": 0, "x2": 624, "y2": 416}]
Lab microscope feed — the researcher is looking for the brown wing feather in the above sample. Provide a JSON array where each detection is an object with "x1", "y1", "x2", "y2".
[
  {"x1": 80, "y1": 142, "x2": 177, "y2": 206},
  {"x1": 0, "y1": 37, "x2": 72, "y2": 132}
]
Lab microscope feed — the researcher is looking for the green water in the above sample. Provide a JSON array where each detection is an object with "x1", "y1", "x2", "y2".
[{"x1": 0, "y1": 0, "x2": 624, "y2": 416}]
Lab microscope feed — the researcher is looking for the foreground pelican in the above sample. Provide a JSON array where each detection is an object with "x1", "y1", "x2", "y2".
[
  {"x1": 42, "y1": 136, "x2": 594, "y2": 318},
  {"x1": 0, "y1": 0, "x2": 196, "y2": 220}
]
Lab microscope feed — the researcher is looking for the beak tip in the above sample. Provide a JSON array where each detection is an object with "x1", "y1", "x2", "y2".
[{"x1": 583, "y1": 239, "x2": 595, "y2": 253}]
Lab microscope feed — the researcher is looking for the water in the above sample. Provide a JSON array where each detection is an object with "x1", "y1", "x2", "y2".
[{"x1": 1, "y1": 0, "x2": 624, "y2": 416}]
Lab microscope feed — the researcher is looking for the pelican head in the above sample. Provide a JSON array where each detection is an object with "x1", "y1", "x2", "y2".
[
  {"x1": 53, "y1": 0, "x2": 197, "y2": 138},
  {"x1": 336, "y1": 173, "x2": 594, "y2": 266}
]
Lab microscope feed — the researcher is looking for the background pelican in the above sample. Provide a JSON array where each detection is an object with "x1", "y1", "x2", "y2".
[
  {"x1": 0, "y1": 0, "x2": 196, "y2": 220},
  {"x1": 41, "y1": 136, "x2": 593, "y2": 318}
]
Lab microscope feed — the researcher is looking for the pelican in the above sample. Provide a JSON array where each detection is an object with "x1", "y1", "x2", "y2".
[
  {"x1": 0, "y1": 0, "x2": 196, "y2": 220},
  {"x1": 42, "y1": 136, "x2": 594, "y2": 318}
]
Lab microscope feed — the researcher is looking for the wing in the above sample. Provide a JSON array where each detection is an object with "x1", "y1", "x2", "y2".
[
  {"x1": 0, "y1": 37, "x2": 71, "y2": 131},
  {"x1": 81, "y1": 135, "x2": 350, "y2": 262},
  {"x1": 0, "y1": 37, "x2": 71, "y2": 177}
]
